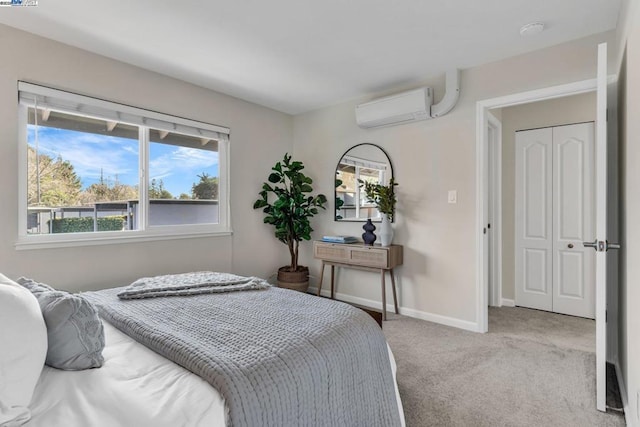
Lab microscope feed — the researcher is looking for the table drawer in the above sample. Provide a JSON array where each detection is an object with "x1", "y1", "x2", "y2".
[
  {"x1": 314, "y1": 241, "x2": 393, "y2": 269},
  {"x1": 349, "y1": 248, "x2": 388, "y2": 268},
  {"x1": 314, "y1": 242, "x2": 349, "y2": 261}
]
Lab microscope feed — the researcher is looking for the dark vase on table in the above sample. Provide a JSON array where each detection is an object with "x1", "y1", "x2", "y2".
[{"x1": 362, "y1": 219, "x2": 377, "y2": 245}]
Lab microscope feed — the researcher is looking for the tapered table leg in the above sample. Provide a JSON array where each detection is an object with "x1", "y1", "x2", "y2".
[
  {"x1": 381, "y1": 269, "x2": 387, "y2": 321},
  {"x1": 317, "y1": 262, "x2": 325, "y2": 296},
  {"x1": 390, "y1": 268, "x2": 399, "y2": 314},
  {"x1": 330, "y1": 265, "x2": 335, "y2": 299}
]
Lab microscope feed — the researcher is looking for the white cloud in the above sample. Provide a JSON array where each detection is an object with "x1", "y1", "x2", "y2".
[
  {"x1": 149, "y1": 146, "x2": 219, "y2": 181},
  {"x1": 28, "y1": 126, "x2": 139, "y2": 185}
]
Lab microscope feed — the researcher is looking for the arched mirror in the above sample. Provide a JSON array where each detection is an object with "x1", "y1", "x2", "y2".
[{"x1": 335, "y1": 143, "x2": 393, "y2": 222}]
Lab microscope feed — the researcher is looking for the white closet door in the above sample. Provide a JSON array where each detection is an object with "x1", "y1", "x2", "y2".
[
  {"x1": 552, "y1": 123, "x2": 595, "y2": 318},
  {"x1": 515, "y1": 128, "x2": 553, "y2": 312}
]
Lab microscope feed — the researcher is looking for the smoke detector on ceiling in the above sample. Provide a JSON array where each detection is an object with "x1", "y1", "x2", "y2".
[{"x1": 519, "y1": 22, "x2": 545, "y2": 37}]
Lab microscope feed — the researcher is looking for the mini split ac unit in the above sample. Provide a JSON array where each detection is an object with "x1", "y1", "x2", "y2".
[
  {"x1": 355, "y1": 69, "x2": 460, "y2": 129},
  {"x1": 355, "y1": 88, "x2": 433, "y2": 129}
]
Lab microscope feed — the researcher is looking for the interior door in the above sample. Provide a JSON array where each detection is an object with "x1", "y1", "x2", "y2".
[
  {"x1": 589, "y1": 42, "x2": 608, "y2": 413},
  {"x1": 552, "y1": 123, "x2": 595, "y2": 318},
  {"x1": 515, "y1": 127, "x2": 553, "y2": 312}
]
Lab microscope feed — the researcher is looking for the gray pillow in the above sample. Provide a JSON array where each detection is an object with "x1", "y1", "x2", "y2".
[{"x1": 17, "y1": 277, "x2": 105, "y2": 371}]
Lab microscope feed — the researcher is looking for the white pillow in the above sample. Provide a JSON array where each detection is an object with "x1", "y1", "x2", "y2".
[{"x1": 0, "y1": 273, "x2": 48, "y2": 426}]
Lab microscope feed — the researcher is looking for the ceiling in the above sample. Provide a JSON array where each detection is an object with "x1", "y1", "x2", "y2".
[{"x1": 0, "y1": 0, "x2": 623, "y2": 114}]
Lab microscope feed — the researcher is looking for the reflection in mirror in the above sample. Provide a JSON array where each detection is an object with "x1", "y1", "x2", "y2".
[{"x1": 335, "y1": 143, "x2": 393, "y2": 222}]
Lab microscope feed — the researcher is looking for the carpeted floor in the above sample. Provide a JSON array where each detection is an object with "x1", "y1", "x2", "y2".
[{"x1": 383, "y1": 307, "x2": 625, "y2": 427}]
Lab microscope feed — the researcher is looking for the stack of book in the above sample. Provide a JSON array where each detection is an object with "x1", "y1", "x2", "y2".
[{"x1": 321, "y1": 235, "x2": 359, "y2": 244}]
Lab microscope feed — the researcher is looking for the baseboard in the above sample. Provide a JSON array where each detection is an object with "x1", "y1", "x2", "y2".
[
  {"x1": 615, "y1": 359, "x2": 635, "y2": 427},
  {"x1": 501, "y1": 298, "x2": 516, "y2": 307},
  {"x1": 308, "y1": 286, "x2": 480, "y2": 332}
]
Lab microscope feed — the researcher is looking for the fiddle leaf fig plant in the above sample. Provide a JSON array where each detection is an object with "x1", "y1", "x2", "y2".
[
  {"x1": 358, "y1": 178, "x2": 398, "y2": 221},
  {"x1": 253, "y1": 153, "x2": 327, "y2": 272}
]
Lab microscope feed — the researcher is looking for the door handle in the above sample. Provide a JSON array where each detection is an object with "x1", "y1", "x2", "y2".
[
  {"x1": 583, "y1": 239, "x2": 621, "y2": 251},
  {"x1": 568, "y1": 244, "x2": 574, "y2": 249}
]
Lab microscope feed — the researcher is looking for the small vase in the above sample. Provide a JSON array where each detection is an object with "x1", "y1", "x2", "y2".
[
  {"x1": 362, "y1": 219, "x2": 377, "y2": 245},
  {"x1": 379, "y1": 214, "x2": 393, "y2": 247}
]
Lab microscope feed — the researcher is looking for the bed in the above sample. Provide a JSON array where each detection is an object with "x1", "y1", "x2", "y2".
[{"x1": 0, "y1": 272, "x2": 405, "y2": 427}]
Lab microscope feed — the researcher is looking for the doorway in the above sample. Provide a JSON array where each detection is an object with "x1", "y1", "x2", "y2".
[
  {"x1": 476, "y1": 41, "x2": 618, "y2": 413},
  {"x1": 476, "y1": 79, "x2": 599, "y2": 333}
]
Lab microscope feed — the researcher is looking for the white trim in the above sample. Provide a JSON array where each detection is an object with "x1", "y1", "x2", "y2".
[
  {"x1": 487, "y1": 111, "x2": 503, "y2": 307},
  {"x1": 139, "y1": 126, "x2": 149, "y2": 231},
  {"x1": 501, "y1": 298, "x2": 516, "y2": 307},
  {"x1": 218, "y1": 137, "x2": 231, "y2": 229},
  {"x1": 15, "y1": 227, "x2": 233, "y2": 250},
  {"x1": 17, "y1": 104, "x2": 28, "y2": 237},
  {"x1": 475, "y1": 103, "x2": 488, "y2": 332},
  {"x1": 614, "y1": 359, "x2": 634, "y2": 427},
  {"x1": 475, "y1": 78, "x2": 598, "y2": 333},
  {"x1": 478, "y1": 79, "x2": 598, "y2": 111},
  {"x1": 308, "y1": 287, "x2": 481, "y2": 332}
]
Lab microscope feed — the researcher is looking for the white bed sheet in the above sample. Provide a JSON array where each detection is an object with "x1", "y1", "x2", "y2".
[{"x1": 27, "y1": 320, "x2": 405, "y2": 426}]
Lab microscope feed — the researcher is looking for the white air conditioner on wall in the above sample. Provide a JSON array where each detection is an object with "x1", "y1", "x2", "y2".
[
  {"x1": 355, "y1": 87, "x2": 433, "y2": 129},
  {"x1": 355, "y1": 69, "x2": 461, "y2": 128}
]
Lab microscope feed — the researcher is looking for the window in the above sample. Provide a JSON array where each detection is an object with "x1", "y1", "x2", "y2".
[{"x1": 18, "y1": 82, "x2": 230, "y2": 248}]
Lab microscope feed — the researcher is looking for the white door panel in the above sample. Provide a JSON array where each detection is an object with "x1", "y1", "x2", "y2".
[
  {"x1": 557, "y1": 251, "x2": 585, "y2": 298},
  {"x1": 515, "y1": 123, "x2": 595, "y2": 319},
  {"x1": 515, "y1": 128, "x2": 553, "y2": 312},
  {"x1": 523, "y1": 248, "x2": 550, "y2": 294},
  {"x1": 553, "y1": 123, "x2": 595, "y2": 318}
]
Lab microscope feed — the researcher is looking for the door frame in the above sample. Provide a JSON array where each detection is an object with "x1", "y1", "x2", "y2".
[
  {"x1": 487, "y1": 112, "x2": 503, "y2": 307},
  {"x1": 475, "y1": 78, "x2": 598, "y2": 333}
]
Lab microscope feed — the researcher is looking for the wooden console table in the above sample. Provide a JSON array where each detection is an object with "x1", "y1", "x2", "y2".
[{"x1": 313, "y1": 241, "x2": 403, "y2": 321}]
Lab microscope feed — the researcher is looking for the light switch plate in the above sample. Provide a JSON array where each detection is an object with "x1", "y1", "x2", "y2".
[{"x1": 448, "y1": 190, "x2": 457, "y2": 204}]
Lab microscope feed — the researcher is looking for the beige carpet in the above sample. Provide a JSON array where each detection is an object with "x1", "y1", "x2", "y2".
[{"x1": 383, "y1": 307, "x2": 625, "y2": 427}]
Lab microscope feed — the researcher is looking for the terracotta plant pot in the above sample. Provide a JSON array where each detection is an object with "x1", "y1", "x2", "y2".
[{"x1": 277, "y1": 266, "x2": 309, "y2": 292}]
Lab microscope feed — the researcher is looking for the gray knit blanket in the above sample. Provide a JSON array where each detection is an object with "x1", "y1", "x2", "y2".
[
  {"x1": 117, "y1": 271, "x2": 270, "y2": 299},
  {"x1": 83, "y1": 284, "x2": 401, "y2": 427}
]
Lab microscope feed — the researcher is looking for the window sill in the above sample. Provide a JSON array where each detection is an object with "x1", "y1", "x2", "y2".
[{"x1": 14, "y1": 228, "x2": 233, "y2": 251}]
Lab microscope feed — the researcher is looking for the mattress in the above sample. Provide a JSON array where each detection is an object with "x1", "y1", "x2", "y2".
[{"x1": 26, "y1": 320, "x2": 405, "y2": 426}]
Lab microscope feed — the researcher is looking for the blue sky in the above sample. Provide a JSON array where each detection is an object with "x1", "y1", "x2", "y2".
[{"x1": 28, "y1": 126, "x2": 219, "y2": 197}]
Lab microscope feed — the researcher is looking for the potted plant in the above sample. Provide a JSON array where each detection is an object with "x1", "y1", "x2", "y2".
[
  {"x1": 359, "y1": 178, "x2": 398, "y2": 246},
  {"x1": 253, "y1": 153, "x2": 327, "y2": 292}
]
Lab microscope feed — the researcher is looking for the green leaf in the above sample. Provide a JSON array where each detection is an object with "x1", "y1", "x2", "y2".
[
  {"x1": 253, "y1": 199, "x2": 267, "y2": 209},
  {"x1": 268, "y1": 173, "x2": 281, "y2": 183}
]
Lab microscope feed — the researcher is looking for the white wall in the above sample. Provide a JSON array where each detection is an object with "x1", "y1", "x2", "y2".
[
  {"x1": 616, "y1": 0, "x2": 640, "y2": 423},
  {"x1": 499, "y1": 92, "x2": 597, "y2": 301},
  {"x1": 293, "y1": 31, "x2": 614, "y2": 330},
  {"x1": 0, "y1": 24, "x2": 293, "y2": 292}
]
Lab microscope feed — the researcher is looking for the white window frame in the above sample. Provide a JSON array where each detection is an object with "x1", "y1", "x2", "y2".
[{"x1": 16, "y1": 82, "x2": 232, "y2": 250}]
